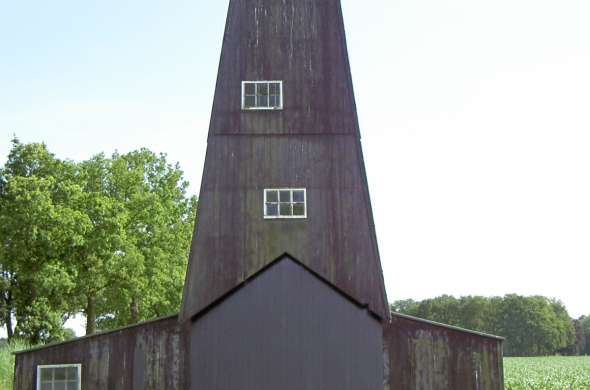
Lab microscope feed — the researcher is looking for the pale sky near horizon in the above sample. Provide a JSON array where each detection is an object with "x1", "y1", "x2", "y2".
[{"x1": 1, "y1": 0, "x2": 589, "y2": 337}]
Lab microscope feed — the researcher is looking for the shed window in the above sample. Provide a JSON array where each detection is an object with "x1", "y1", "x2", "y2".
[
  {"x1": 242, "y1": 81, "x2": 283, "y2": 110},
  {"x1": 37, "y1": 364, "x2": 81, "y2": 390},
  {"x1": 264, "y1": 188, "x2": 306, "y2": 219}
]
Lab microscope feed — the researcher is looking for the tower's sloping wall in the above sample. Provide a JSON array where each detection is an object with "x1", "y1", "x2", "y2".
[
  {"x1": 209, "y1": 0, "x2": 359, "y2": 135},
  {"x1": 181, "y1": 0, "x2": 388, "y2": 321}
]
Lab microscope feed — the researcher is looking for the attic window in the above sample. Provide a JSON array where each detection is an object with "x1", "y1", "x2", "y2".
[
  {"x1": 242, "y1": 81, "x2": 283, "y2": 110},
  {"x1": 264, "y1": 188, "x2": 306, "y2": 219},
  {"x1": 37, "y1": 364, "x2": 81, "y2": 390}
]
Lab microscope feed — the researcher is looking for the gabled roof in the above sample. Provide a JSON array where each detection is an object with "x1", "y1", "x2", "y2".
[
  {"x1": 391, "y1": 313, "x2": 505, "y2": 341},
  {"x1": 14, "y1": 314, "x2": 179, "y2": 355},
  {"x1": 190, "y1": 253, "x2": 384, "y2": 322}
]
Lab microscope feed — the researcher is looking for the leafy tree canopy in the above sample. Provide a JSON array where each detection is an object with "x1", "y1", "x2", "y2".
[
  {"x1": 391, "y1": 294, "x2": 576, "y2": 357},
  {"x1": 0, "y1": 138, "x2": 196, "y2": 343}
]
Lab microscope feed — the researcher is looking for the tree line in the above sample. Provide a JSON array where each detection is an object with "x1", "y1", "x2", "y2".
[
  {"x1": 392, "y1": 295, "x2": 590, "y2": 356},
  {"x1": 0, "y1": 139, "x2": 196, "y2": 344}
]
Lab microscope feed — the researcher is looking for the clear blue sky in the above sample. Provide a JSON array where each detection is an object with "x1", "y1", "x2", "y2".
[{"x1": 1, "y1": 0, "x2": 589, "y2": 335}]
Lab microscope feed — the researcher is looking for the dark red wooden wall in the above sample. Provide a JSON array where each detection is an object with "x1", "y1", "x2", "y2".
[
  {"x1": 13, "y1": 316, "x2": 182, "y2": 390},
  {"x1": 181, "y1": 0, "x2": 389, "y2": 322},
  {"x1": 385, "y1": 313, "x2": 505, "y2": 390}
]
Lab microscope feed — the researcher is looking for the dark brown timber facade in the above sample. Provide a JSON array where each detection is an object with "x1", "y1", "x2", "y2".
[{"x1": 14, "y1": 1, "x2": 504, "y2": 389}]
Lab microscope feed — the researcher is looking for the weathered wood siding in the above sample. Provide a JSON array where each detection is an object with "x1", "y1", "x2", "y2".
[
  {"x1": 181, "y1": 0, "x2": 388, "y2": 321},
  {"x1": 210, "y1": 0, "x2": 358, "y2": 135},
  {"x1": 182, "y1": 133, "x2": 388, "y2": 320},
  {"x1": 13, "y1": 316, "x2": 183, "y2": 390},
  {"x1": 189, "y1": 256, "x2": 383, "y2": 390},
  {"x1": 385, "y1": 314, "x2": 504, "y2": 390}
]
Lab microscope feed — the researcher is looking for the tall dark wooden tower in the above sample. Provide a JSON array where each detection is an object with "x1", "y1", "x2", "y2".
[
  {"x1": 180, "y1": 0, "x2": 389, "y2": 322},
  {"x1": 13, "y1": 1, "x2": 505, "y2": 389},
  {"x1": 180, "y1": 1, "x2": 388, "y2": 388}
]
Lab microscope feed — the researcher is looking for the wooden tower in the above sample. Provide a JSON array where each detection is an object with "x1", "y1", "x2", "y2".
[
  {"x1": 180, "y1": 2, "x2": 388, "y2": 388},
  {"x1": 180, "y1": 0, "x2": 389, "y2": 321}
]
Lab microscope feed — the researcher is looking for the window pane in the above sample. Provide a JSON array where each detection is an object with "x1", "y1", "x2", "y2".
[
  {"x1": 293, "y1": 203, "x2": 305, "y2": 216},
  {"x1": 67, "y1": 381, "x2": 79, "y2": 390},
  {"x1": 54, "y1": 368, "x2": 66, "y2": 380},
  {"x1": 40, "y1": 383, "x2": 52, "y2": 390},
  {"x1": 279, "y1": 203, "x2": 292, "y2": 216},
  {"x1": 258, "y1": 95, "x2": 268, "y2": 107},
  {"x1": 269, "y1": 82, "x2": 280, "y2": 94},
  {"x1": 257, "y1": 83, "x2": 269, "y2": 96},
  {"x1": 40, "y1": 368, "x2": 53, "y2": 381},
  {"x1": 54, "y1": 381, "x2": 66, "y2": 390},
  {"x1": 269, "y1": 95, "x2": 279, "y2": 108},
  {"x1": 244, "y1": 95, "x2": 255, "y2": 108},
  {"x1": 266, "y1": 190, "x2": 278, "y2": 202},
  {"x1": 292, "y1": 190, "x2": 305, "y2": 202},
  {"x1": 279, "y1": 191, "x2": 291, "y2": 202},
  {"x1": 266, "y1": 203, "x2": 278, "y2": 216},
  {"x1": 244, "y1": 83, "x2": 255, "y2": 95},
  {"x1": 66, "y1": 367, "x2": 78, "y2": 381}
]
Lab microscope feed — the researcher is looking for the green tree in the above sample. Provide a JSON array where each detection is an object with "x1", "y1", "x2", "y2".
[
  {"x1": 96, "y1": 149, "x2": 196, "y2": 329},
  {"x1": 0, "y1": 139, "x2": 86, "y2": 343},
  {"x1": 412, "y1": 295, "x2": 462, "y2": 326},
  {"x1": 581, "y1": 315, "x2": 590, "y2": 355},
  {"x1": 456, "y1": 296, "x2": 495, "y2": 333},
  {"x1": 485, "y1": 295, "x2": 573, "y2": 356},
  {"x1": 70, "y1": 154, "x2": 129, "y2": 335},
  {"x1": 1, "y1": 139, "x2": 196, "y2": 341},
  {"x1": 390, "y1": 299, "x2": 419, "y2": 315}
]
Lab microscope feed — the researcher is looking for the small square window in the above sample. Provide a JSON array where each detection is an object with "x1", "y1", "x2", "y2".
[
  {"x1": 37, "y1": 365, "x2": 81, "y2": 390},
  {"x1": 242, "y1": 81, "x2": 283, "y2": 110},
  {"x1": 264, "y1": 188, "x2": 306, "y2": 219}
]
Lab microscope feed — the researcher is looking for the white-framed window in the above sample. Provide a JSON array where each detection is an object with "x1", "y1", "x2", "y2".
[
  {"x1": 264, "y1": 188, "x2": 307, "y2": 219},
  {"x1": 37, "y1": 364, "x2": 81, "y2": 390},
  {"x1": 242, "y1": 81, "x2": 283, "y2": 110}
]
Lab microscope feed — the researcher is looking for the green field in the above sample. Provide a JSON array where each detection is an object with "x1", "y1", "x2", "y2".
[
  {"x1": 1, "y1": 345, "x2": 590, "y2": 390},
  {"x1": 505, "y1": 356, "x2": 590, "y2": 390}
]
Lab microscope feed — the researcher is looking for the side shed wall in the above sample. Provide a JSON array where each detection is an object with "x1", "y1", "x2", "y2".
[
  {"x1": 385, "y1": 314, "x2": 504, "y2": 390},
  {"x1": 13, "y1": 316, "x2": 183, "y2": 390}
]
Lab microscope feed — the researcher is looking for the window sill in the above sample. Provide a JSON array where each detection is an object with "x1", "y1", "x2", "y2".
[
  {"x1": 242, "y1": 107, "x2": 283, "y2": 111},
  {"x1": 264, "y1": 216, "x2": 307, "y2": 220}
]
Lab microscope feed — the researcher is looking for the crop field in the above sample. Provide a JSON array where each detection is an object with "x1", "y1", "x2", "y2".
[{"x1": 504, "y1": 356, "x2": 590, "y2": 390}]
